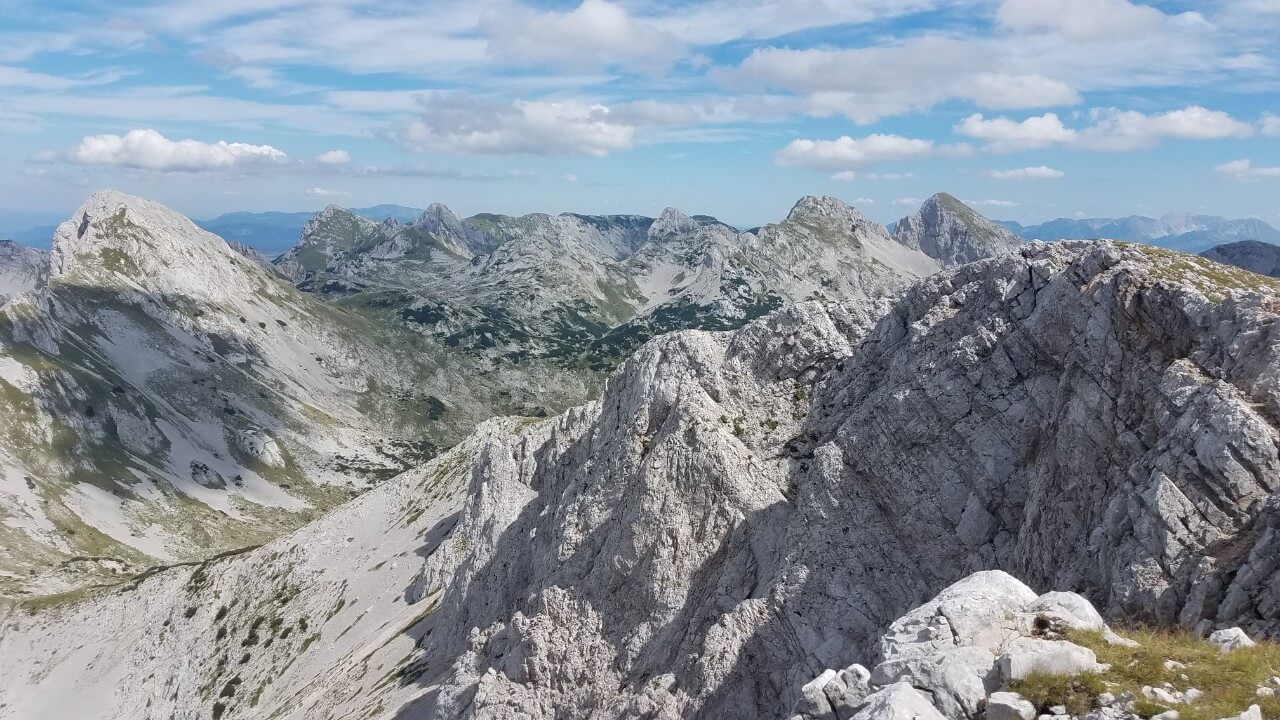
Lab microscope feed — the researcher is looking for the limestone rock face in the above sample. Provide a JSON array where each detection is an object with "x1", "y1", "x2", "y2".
[
  {"x1": 893, "y1": 193, "x2": 1024, "y2": 266},
  {"x1": 4, "y1": 241, "x2": 1280, "y2": 720}
]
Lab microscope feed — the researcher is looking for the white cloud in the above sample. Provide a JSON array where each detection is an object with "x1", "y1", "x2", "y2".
[
  {"x1": 1078, "y1": 106, "x2": 1255, "y2": 150},
  {"x1": 0, "y1": 65, "x2": 126, "y2": 91},
  {"x1": 830, "y1": 171, "x2": 857, "y2": 182},
  {"x1": 775, "y1": 134, "x2": 969, "y2": 171},
  {"x1": 966, "y1": 199, "x2": 1020, "y2": 208},
  {"x1": 865, "y1": 172, "x2": 914, "y2": 180},
  {"x1": 71, "y1": 128, "x2": 287, "y2": 172},
  {"x1": 1259, "y1": 114, "x2": 1280, "y2": 137},
  {"x1": 995, "y1": 0, "x2": 1202, "y2": 41},
  {"x1": 954, "y1": 73, "x2": 1082, "y2": 109},
  {"x1": 386, "y1": 92, "x2": 634, "y2": 156},
  {"x1": 987, "y1": 166, "x2": 1065, "y2": 180},
  {"x1": 483, "y1": 0, "x2": 683, "y2": 72},
  {"x1": 957, "y1": 106, "x2": 1254, "y2": 152},
  {"x1": 955, "y1": 113, "x2": 1077, "y2": 152},
  {"x1": 1216, "y1": 158, "x2": 1280, "y2": 182},
  {"x1": 305, "y1": 186, "x2": 350, "y2": 198},
  {"x1": 563, "y1": 173, "x2": 580, "y2": 183},
  {"x1": 725, "y1": 38, "x2": 1076, "y2": 124},
  {"x1": 894, "y1": 197, "x2": 922, "y2": 206},
  {"x1": 316, "y1": 149, "x2": 350, "y2": 165}
]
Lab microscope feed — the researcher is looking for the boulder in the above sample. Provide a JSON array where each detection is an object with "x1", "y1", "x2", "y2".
[
  {"x1": 871, "y1": 646, "x2": 997, "y2": 718},
  {"x1": 996, "y1": 637, "x2": 1101, "y2": 681},
  {"x1": 1208, "y1": 628, "x2": 1256, "y2": 653},
  {"x1": 986, "y1": 691, "x2": 1036, "y2": 720},
  {"x1": 879, "y1": 571, "x2": 1037, "y2": 662},
  {"x1": 1027, "y1": 592, "x2": 1106, "y2": 632},
  {"x1": 849, "y1": 683, "x2": 947, "y2": 720}
]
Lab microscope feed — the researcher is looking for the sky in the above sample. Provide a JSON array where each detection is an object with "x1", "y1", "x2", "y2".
[{"x1": 1, "y1": 0, "x2": 1279, "y2": 228}]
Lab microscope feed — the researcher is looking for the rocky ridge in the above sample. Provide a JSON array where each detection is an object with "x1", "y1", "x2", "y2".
[
  {"x1": 284, "y1": 194, "x2": 944, "y2": 366},
  {"x1": 4, "y1": 240, "x2": 1280, "y2": 719}
]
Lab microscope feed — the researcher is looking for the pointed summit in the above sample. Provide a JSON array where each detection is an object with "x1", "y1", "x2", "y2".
[
  {"x1": 413, "y1": 202, "x2": 495, "y2": 255},
  {"x1": 892, "y1": 193, "x2": 1023, "y2": 267},
  {"x1": 649, "y1": 207, "x2": 699, "y2": 238}
]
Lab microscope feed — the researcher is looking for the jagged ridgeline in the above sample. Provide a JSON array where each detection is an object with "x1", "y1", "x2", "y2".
[
  {"x1": 4, "y1": 241, "x2": 1280, "y2": 720},
  {"x1": 270, "y1": 194, "x2": 944, "y2": 368},
  {"x1": 0, "y1": 192, "x2": 593, "y2": 598},
  {"x1": 0, "y1": 190, "x2": 1016, "y2": 600}
]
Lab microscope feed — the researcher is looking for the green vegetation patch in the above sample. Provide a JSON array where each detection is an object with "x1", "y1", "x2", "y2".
[{"x1": 1010, "y1": 627, "x2": 1280, "y2": 720}]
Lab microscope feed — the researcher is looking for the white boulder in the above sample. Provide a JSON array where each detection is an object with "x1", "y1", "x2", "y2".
[
  {"x1": 1208, "y1": 627, "x2": 1256, "y2": 653},
  {"x1": 849, "y1": 683, "x2": 946, "y2": 720},
  {"x1": 986, "y1": 691, "x2": 1037, "y2": 720},
  {"x1": 996, "y1": 637, "x2": 1102, "y2": 681}
]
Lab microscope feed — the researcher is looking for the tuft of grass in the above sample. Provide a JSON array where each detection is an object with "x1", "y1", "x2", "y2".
[
  {"x1": 1010, "y1": 672, "x2": 1107, "y2": 715},
  {"x1": 1028, "y1": 627, "x2": 1280, "y2": 720}
]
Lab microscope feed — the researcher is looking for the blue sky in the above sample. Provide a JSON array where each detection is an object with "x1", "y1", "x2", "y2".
[{"x1": 1, "y1": 0, "x2": 1278, "y2": 228}]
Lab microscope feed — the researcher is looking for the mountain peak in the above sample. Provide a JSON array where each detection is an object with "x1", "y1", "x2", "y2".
[
  {"x1": 893, "y1": 193, "x2": 1022, "y2": 267},
  {"x1": 784, "y1": 195, "x2": 871, "y2": 230},
  {"x1": 48, "y1": 190, "x2": 258, "y2": 301},
  {"x1": 649, "y1": 207, "x2": 698, "y2": 237},
  {"x1": 414, "y1": 202, "x2": 464, "y2": 231}
]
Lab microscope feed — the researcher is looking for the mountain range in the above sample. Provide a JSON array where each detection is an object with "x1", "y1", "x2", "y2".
[
  {"x1": 1001, "y1": 212, "x2": 1280, "y2": 253},
  {"x1": 0, "y1": 190, "x2": 1019, "y2": 600},
  {"x1": 3, "y1": 228, "x2": 1278, "y2": 719}
]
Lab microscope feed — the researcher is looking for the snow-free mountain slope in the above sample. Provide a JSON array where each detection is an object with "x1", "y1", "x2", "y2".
[
  {"x1": 1201, "y1": 239, "x2": 1280, "y2": 278},
  {"x1": 0, "y1": 191, "x2": 590, "y2": 599},
  {"x1": 892, "y1": 192, "x2": 1024, "y2": 266},
  {"x1": 0, "y1": 239, "x2": 45, "y2": 302},
  {"x1": 6, "y1": 241, "x2": 1279, "y2": 719}
]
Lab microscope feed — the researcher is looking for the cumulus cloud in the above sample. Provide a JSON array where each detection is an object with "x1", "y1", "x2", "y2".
[
  {"x1": 1216, "y1": 159, "x2": 1280, "y2": 182},
  {"x1": 71, "y1": 128, "x2": 286, "y2": 172},
  {"x1": 1261, "y1": 114, "x2": 1280, "y2": 137},
  {"x1": 830, "y1": 171, "x2": 857, "y2": 182},
  {"x1": 386, "y1": 92, "x2": 634, "y2": 156},
  {"x1": 966, "y1": 199, "x2": 1020, "y2": 208},
  {"x1": 1079, "y1": 106, "x2": 1254, "y2": 150},
  {"x1": 305, "y1": 187, "x2": 350, "y2": 198},
  {"x1": 775, "y1": 134, "x2": 970, "y2": 172},
  {"x1": 316, "y1": 149, "x2": 350, "y2": 165},
  {"x1": 987, "y1": 165, "x2": 1065, "y2": 180},
  {"x1": 957, "y1": 106, "x2": 1254, "y2": 152},
  {"x1": 483, "y1": 0, "x2": 683, "y2": 72},
  {"x1": 954, "y1": 113, "x2": 1077, "y2": 152}
]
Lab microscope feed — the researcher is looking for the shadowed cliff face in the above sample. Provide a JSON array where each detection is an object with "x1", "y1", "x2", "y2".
[{"x1": 4, "y1": 241, "x2": 1280, "y2": 720}]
